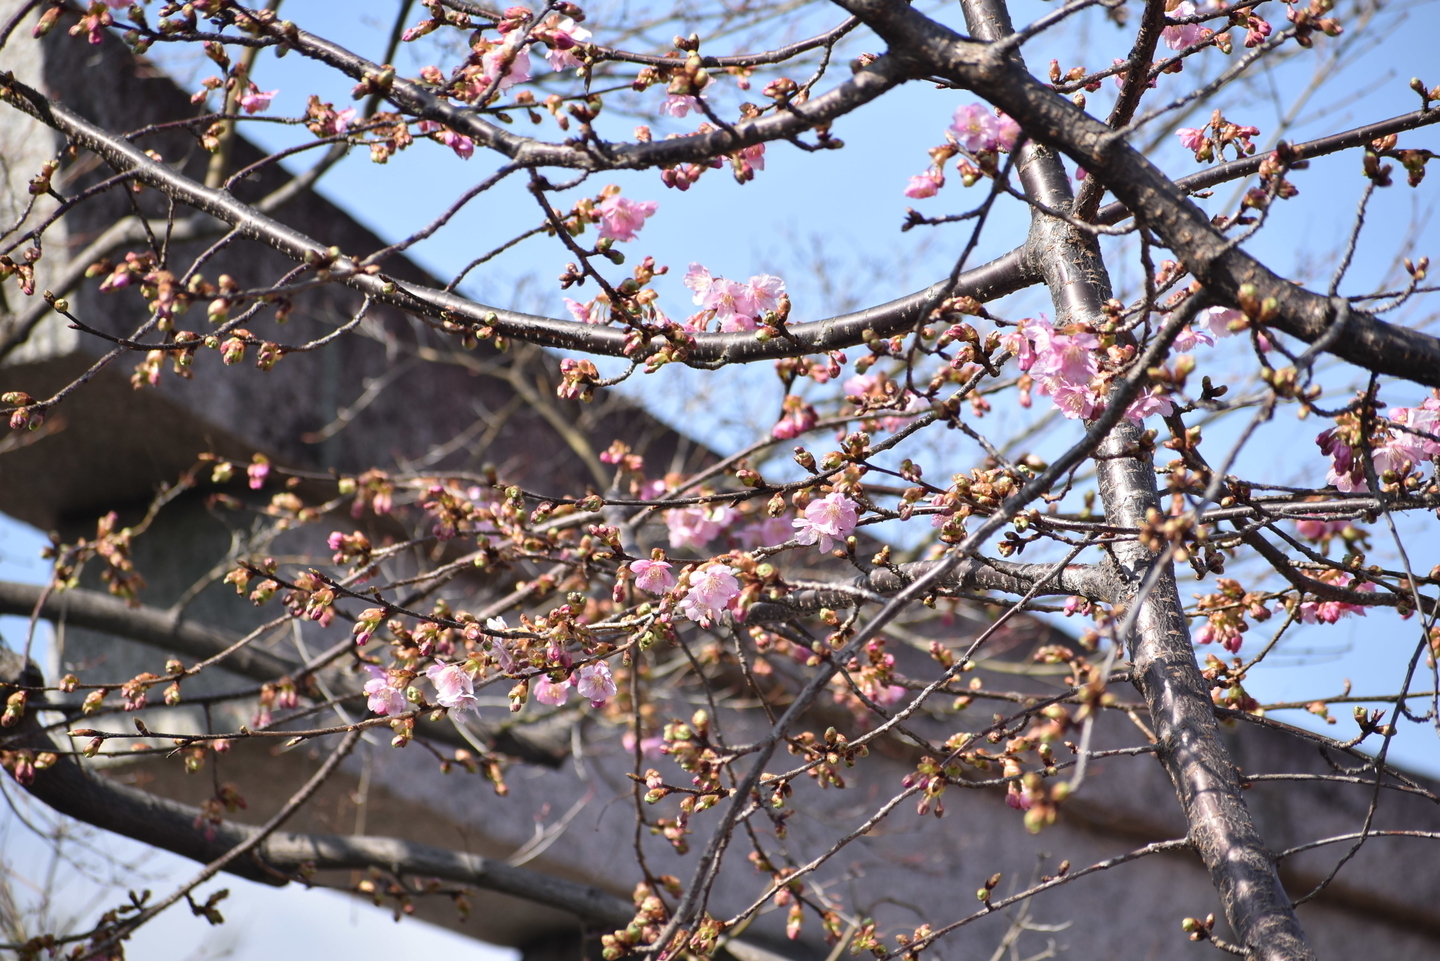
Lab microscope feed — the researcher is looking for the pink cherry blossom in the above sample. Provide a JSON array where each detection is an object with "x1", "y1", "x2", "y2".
[
  {"x1": 440, "y1": 130, "x2": 474, "y2": 159},
  {"x1": 485, "y1": 617, "x2": 517, "y2": 673},
  {"x1": 1048, "y1": 381, "x2": 1102, "y2": 420},
  {"x1": 238, "y1": 85, "x2": 277, "y2": 115},
  {"x1": 481, "y1": 37, "x2": 532, "y2": 91},
  {"x1": 1195, "y1": 306, "x2": 1243, "y2": 339},
  {"x1": 622, "y1": 732, "x2": 667, "y2": 757},
  {"x1": 631, "y1": 558, "x2": 677, "y2": 594},
  {"x1": 793, "y1": 492, "x2": 859, "y2": 553},
  {"x1": 564, "y1": 297, "x2": 606, "y2": 324},
  {"x1": 533, "y1": 673, "x2": 572, "y2": 706},
  {"x1": 1162, "y1": 1, "x2": 1206, "y2": 49},
  {"x1": 665, "y1": 506, "x2": 736, "y2": 549},
  {"x1": 543, "y1": 15, "x2": 591, "y2": 71},
  {"x1": 330, "y1": 107, "x2": 357, "y2": 136},
  {"x1": 664, "y1": 94, "x2": 702, "y2": 117},
  {"x1": 575, "y1": 662, "x2": 617, "y2": 706},
  {"x1": 247, "y1": 458, "x2": 269, "y2": 489},
  {"x1": 363, "y1": 665, "x2": 408, "y2": 716},
  {"x1": 1297, "y1": 574, "x2": 1373, "y2": 624},
  {"x1": 949, "y1": 103, "x2": 1002, "y2": 153},
  {"x1": 1386, "y1": 399, "x2": 1440, "y2": 461},
  {"x1": 596, "y1": 195, "x2": 658, "y2": 242},
  {"x1": 771, "y1": 399, "x2": 817, "y2": 439},
  {"x1": 746, "y1": 274, "x2": 784, "y2": 314},
  {"x1": 1124, "y1": 390, "x2": 1176, "y2": 422},
  {"x1": 1029, "y1": 329, "x2": 1099, "y2": 384},
  {"x1": 733, "y1": 143, "x2": 766, "y2": 173},
  {"x1": 682, "y1": 264, "x2": 786, "y2": 331},
  {"x1": 1171, "y1": 323, "x2": 1215, "y2": 353},
  {"x1": 679, "y1": 564, "x2": 741, "y2": 625},
  {"x1": 904, "y1": 169, "x2": 944, "y2": 199},
  {"x1": 683, "y1": 262, "x2": 716, "y2": 303},
  {"x1": 1296, "y1": 518, "x2": 1349, "y2": 542},
  {"x1": 1176, "y1": 127, "x2": 1206, "y2": 152},
  {"x1": 426, "y1": 660, "x2": 478, "y2": 712}
]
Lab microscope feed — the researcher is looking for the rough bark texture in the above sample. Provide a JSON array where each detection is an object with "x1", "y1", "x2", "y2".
[{"x1": 954, "y1": 0, "x2": 1316, "y2": 956}]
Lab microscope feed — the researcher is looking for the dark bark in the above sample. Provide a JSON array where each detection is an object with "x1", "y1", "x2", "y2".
[
  {"x1": 828, "y1": 0, "x2": 1440, "y2": 390},
  {"x1": 941, "y1": 0, "x2": 1316, "y2": 956}
]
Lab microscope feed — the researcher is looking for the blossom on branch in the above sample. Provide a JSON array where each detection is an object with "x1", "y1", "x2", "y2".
[
  {"x1": 238, "y1": 85, "x2": 277, "y2": 114},
  {"x1": 575, "y1": 662, "x2": 617, "y2": 706},
  {"x1": 480, "y1": 36, "x2": 532, "y2": 91},
  {"x1": 426, "y1": 660, "x2": 478, "y2": 712},
  {"x1": 793, "y1": 492, "x2": 859, "y2": 553},
  {"x1": 533, "y1": 674, "x2": 572, "y2": 706},
  {"x1": 363, "y1": 665, "x2": 408, "y2": 716},
  {"x1": 949, "y1": 103, "x2": 1002, "y2": 153},
  {"x1": 541, "y1": 15, "x2": 591, "y2": 72},
  {"x1": 665, "y1": 506, "x2": 736, "y2": 549},
  {"x1": 904, "y1": 169, "x2": 944, "y2": 199},
  {"x1": 596, "y1": 194, "x2": 658, "y2": 242},
  {"x1": 682, "y1": 264, "x2": 785, "y2": 331},
  {"x1": 631, "y1": 558, "x2": 677, "y2": 594},
  {"x1": 418, "y1": 121, "x2": 475, "y2": 159},
  {"x1": 1162, "y1": 1, "x2": 1207, "y2": 49},
  {"x1": 679, "y1": 564, "x2": 741, "y2": 625}
]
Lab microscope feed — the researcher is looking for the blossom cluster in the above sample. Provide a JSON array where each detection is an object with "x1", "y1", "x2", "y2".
[
  {"x1": 682, "y1": 263, "x2": 785, "y2": 332},
  {"x1": 1000, "y1": 305, "x2": 1241, "y2": 422},
  {"x1": 1318, "y1": 397, "x2": 1440, "y2": 492},
  {"x1": 905, "y1": 103, "x2": 1019, "y2": 199}
]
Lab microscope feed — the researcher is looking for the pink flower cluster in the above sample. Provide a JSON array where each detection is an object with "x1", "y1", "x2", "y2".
[
  {"x1": 771, "y1": 395, "x2": 818, "y2": 439},
  {"x1": 533, "y1": 662, "x2": 617, "y2": 708},
  {"x1": 679, "y1": 564, "x2": 741, "y2": 625},
  {"x1": 904, "y1": 169, "x2": 944, "y2": 199},
  {"x1": 1296, "y1": 573, "x2": 1374, "y2": 625},
  {"x1": 1004, "y1": 318, "x2": 1107, "y2": 420},
  {"x1": 1162, "y1": 1, "x2": 1208, "y2": 49},
  {"x1": 363, "y1": 665, "x2": 408, "y2": 716},
  {"x1": 238, "y1": 84, "x2": 277, "y2": 115},
  {"x1": 1318, "y1": 398, "x2": 1440, "y2": 492},
  {"x1": 793, "y1": 492, "x2": 859, "y2": 553},
  {"x1": 540, "y1": 15, "x2": 591, "y2": 72},
  {"x1": 948, "y1": 103, "x2": 1020, "y2": 154},
  {"x1": 597, "y1": 195, "x2": 658, "y2": 242},
  {"x1": 665, "y1": 505, "x2": 739, "y2": 549},
  {"x1": 480, "y1": 36, "x2": 532, "y2": 92},
  {"x1": 682, "y1": 264, "x2": 785, "y2": 332},
  {"x1": 426, "y1": 659, "x2": 479, "y2": 712}
]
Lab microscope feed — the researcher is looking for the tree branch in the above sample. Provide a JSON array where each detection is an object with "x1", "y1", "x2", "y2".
[{"x1": 0, "y1": 580, "x2": 572, "y2": 767}]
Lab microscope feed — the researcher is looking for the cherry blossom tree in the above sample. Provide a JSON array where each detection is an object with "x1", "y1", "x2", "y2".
[{"x1": 1, "y1": 0, "x2": 1439, "y2": 959}]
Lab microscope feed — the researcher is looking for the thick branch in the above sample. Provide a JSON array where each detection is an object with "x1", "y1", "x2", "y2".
[
  {"x1": 745, "y1": 555, "x2": 1114, "y2": 621},
  {"x1": 0, "y1": 73, "x2": 1029, "y2": 366},
  {"x1": 830, "y1": 0, "x2": 1440, "y2": 389},
  {"x1": 945, "y1": 0, "x2": 1316, "y2": 956}
]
